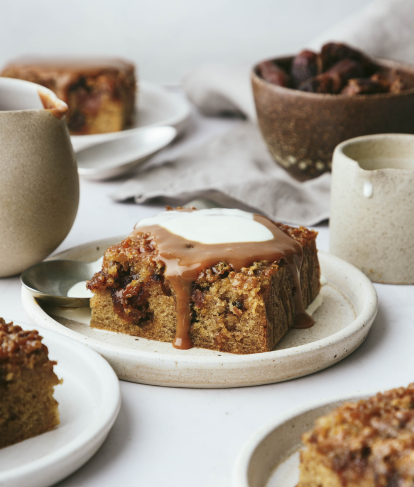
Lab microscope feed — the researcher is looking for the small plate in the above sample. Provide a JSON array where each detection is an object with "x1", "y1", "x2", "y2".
[
  {"x1": 233, "y1": 391, "x2": 372, "y2": 487},
  {"x1": 71, "y1": 81, "x2": 191, "y2": 152},
  {"x1": 76, "y1": 126, "x2": 176, "y2": 180},
  {"x1": 21, "y1": 237, "x2": 378, "y2": 389},
  {"x1": 0, "y1": 321, "x2": 121, "y2": 487}
]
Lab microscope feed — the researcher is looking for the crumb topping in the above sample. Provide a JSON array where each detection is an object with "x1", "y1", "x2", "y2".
[
  {"x1": 0, "y1": 318, "x2": 50, "y2": 369},
  {"x1": 303, "y1": 384, "x2": 414, "y2": 485}
]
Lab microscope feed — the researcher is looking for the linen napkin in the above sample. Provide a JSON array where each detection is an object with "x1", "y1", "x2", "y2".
[
  {"x1": 113, "y1": 122, "x2": 331, "y2": 226},
  {"x1": 114, "y1": 0, "x2": 412, "y2": 225}
]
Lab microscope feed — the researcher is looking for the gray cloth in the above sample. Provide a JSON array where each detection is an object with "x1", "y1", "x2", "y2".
[
  {"x1": 182, "y1": 64, "x2": 257, "y2": 121},
  {"x1": 116, "y1": 0, "x2": 410, "y2": 225},
  {"x1": 113, "y1": 122, "x2": 330, "y2": 226},
  {"x1": 309, "y1": 0, "x2": 414, "y2": 61}
]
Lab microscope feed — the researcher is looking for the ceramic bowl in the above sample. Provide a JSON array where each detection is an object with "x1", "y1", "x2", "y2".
[
  {"x1": 0, "y1": 78, "x2": 79, "y2": 277},
  {"x1": 251, "y1": 57, "x2": 414, "y2": 181},
  {"x1": 330, "y1": 133, "x2": 414, "y2": 284}
]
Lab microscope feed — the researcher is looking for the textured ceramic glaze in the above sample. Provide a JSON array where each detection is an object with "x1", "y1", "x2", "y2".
[
  {"x1": 21, "y1": 236, "x2": 378, "y2": 388},
  {"x1": 0, "y1": 78, "x2": 79, "y2": 277},
  {"x1": 0, "y1": 322, "x2": 120, "y2": 487},
  {"x1": 251, "y1": 57, "x2": 414, "y2": 181},
  {"x1": 330, "y1": 134, "x2": 414, "y2": 284},
  {"x1": 233, "y1": 391, "x2": 372, "y2": 487}
]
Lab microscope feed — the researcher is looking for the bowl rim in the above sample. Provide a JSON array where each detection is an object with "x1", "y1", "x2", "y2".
[
  {"x1": 334, "y1": 132, "x2": 414, "y2": 174},
  {"x1": 251, "y1": 55, "x2": 414, "y2": 100}
]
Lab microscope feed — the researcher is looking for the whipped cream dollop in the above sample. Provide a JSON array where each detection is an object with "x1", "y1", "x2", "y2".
[{"x1": 134, "y1": 209, "x2": 274, "y2": 244}]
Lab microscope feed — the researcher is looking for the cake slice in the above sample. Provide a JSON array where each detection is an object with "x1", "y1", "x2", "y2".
[
  {"x1": 1, "y1": 57, "x2": 136, "y2": 135},
  {"x1": 299, "y1": 384, "x2": 414, "y2": 486},
  {"x1": 0, "y1": 319, "x2": 61, "y2": 448},
  {"x1": 88, "y1": 208, "x2": 320, "y2": 354}
]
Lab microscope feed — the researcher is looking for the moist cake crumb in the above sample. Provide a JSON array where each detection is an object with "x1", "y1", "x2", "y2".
[
  {"x1": 88, "y1": 210, "x2": 320, "y2": 354},
  {"x1": 0, "y1": 318, "x2": 61, "y2": 449},
  {"x1": 299, "y1": 383, "x2": 414, "y2": 486}
]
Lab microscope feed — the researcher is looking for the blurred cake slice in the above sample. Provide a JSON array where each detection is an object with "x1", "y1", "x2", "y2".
[
  {"x1": 299, "y1": 384, "x2": 414, "y2": 486},
  {"x1": 0, "y1": 319, "x2": 61, "y2": 448},
  {"x1": 1, "y1": 57, "x2": 136, "y2": 135}
]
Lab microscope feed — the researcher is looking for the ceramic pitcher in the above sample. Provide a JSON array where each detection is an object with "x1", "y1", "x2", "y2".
[
  {"x1": 0, "y1": 78, "x2": 79, "y2": 277},
  {"x1": 330, "y1": 134, "x2": 414, "y2": 284}
]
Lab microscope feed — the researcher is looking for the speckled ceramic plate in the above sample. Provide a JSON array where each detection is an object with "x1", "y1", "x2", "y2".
[
  {"x1": 0, "y1": 322, "x2": 120, "y2": 487},
  {"x1": 21, "y1": 237, "x2": 378, "y2": 388},
  {"x1": 71, "y1": 81, "x2": 191, "y2": 152},
  {"x1": 233, "y1": 391, "x2": 373, "y2": 487}
]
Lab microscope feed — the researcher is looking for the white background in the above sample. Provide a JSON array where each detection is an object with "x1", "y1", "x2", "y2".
[
  {"x1": 0, "y1": 0, "x2": 374, "y2": 83},
  {"x1": 3, "y1": 1, "x2": 412, "y2": 486}
]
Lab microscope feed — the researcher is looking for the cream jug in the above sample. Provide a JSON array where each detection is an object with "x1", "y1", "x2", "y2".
[
  {"x1": 0, "y1": 78, "x2": 79, "y2": 277},
  {"x1": 330, "y1": 134, "x2": 414, "y2": 284}
]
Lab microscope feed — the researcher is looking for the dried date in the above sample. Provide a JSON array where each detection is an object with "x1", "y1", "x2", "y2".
[
  {"x1": 341, "y1": 78, "x2": 389, "y2": 95},
  {"x1": 291, "y1": 50, "x2": 323, "y2": 87},
  {"x1": 258, "y1": 60, "x2": 290, "y2": 87},
  {"x1": 299, "y1": 59, "x2": 364, "y2": 94},
  {"x1": 260, "y1": 42, "x2": 408, "y2": 96},
  {"x1": 371, "y1": 72, "x2": 404, "y2": 94},
  {"x1": 341, "y1": 72, "x2": 405, "y2": 96},
  {"x1": 321, "y1": 42, "x2": 377, "y2": 75}
]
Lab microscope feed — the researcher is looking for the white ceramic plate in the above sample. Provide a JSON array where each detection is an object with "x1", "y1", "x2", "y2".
[
  {"x1": 21, "y1": 237, "x2": 378, "y2": 389},
  {"x1": 76, "y1": 126, "x2": 177, "y2": 180},
  {"x1": 70, "y1": 81, "x2": 191, "y2": 152},
  {"x1": 0, "y1": 321, "x2": 121, "y2": 487},
  {"x1": 233, "y1": 391, "x2": 373, "y2": 487}
]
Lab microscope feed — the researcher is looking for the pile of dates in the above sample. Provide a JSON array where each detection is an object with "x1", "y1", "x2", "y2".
[{"x1": 258, "y1": 42, "x2": 403, "y2": 95}]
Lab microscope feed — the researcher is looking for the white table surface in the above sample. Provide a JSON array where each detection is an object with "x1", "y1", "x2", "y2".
[{"x1": 1, "y1": 108, "x2": 413, "y2": 487}]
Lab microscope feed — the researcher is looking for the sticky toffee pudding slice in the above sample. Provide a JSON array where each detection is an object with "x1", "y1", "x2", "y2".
[
  {"x1": 299, "y1": 384, "x2": 414, "y2": 487},
  {"x1": 1, "y1": 57, "x2": 136, "y2": 135},
  {"x1": 0, "y1": 319, "x2": 61, "y2": 448},
  {"x1": 88, "y1": 208, "x2": 321, "y2": 354}
]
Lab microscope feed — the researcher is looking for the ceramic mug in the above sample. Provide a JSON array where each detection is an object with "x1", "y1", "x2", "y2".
[
  {"x1": 0, "y1": 78, "x2": 79, "y2": 278},
  {"x1": 330, "y1": 134, "x2": 414, "y2": 284}
]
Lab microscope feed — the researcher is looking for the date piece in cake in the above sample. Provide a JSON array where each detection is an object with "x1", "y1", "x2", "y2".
[
  {"x1": 298, "y1": 384, "x2": 414, "y2": 487},
  {"x1": 1, "y1": 57, "x2": 136, "y2": 135},
  {"x1": 0, "y1": 319, "x2": 61, "y2": 449},
  {"x1": 87, "y1": 208, "x2": 320, "y2": 355}
]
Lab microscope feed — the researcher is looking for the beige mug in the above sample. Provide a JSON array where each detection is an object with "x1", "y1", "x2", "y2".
[
  {"x1": 0, "y1": 78, "x2": 79, "y2": 277},
  {"x1": 330, "y1": 133, "x2": 414, "y2": 284}
]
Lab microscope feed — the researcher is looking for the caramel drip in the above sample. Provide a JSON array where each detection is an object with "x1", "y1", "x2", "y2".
[
  {"x1": 37, "y1": 90, "x2": 68, "y2": 119},
  {"x1": 130, "y1": 214, "x2": 314, "y2": 350}
]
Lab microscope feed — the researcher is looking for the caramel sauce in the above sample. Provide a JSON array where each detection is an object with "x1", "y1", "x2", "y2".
[
  {"x1": 37, "y1": 89, "x2": 68, "y2": 119},
  {"x1": 130, "y1": 213, "x2": 314, "y2": 350}
]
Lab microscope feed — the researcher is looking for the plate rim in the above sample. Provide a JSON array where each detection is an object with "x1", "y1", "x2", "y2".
[
  {"x1": 21, "y1": 237, "x2": 378, "y2": 387},
  {"x1": 23, "y1": 245, "x2": 378, "y2": 364},
  {"x1": 70, "y1": 80, "x2": 191, "y2": 149},
  {"x1": 0, "y1": 321, "x2": 121, "y2": 487},
  {"x1": 76, "y1": 125, "x2": 177, "y2": 179},
  {"x1": 232, "y1": 389, "x2": 378, "y2": 487}
]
